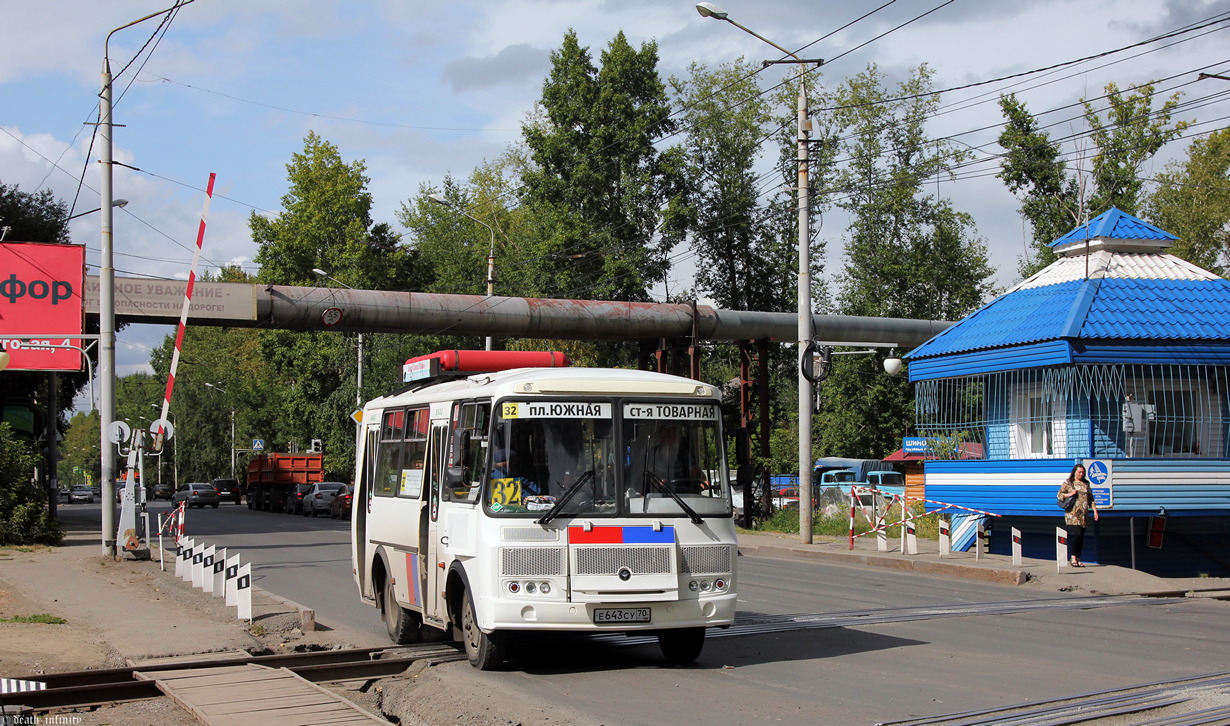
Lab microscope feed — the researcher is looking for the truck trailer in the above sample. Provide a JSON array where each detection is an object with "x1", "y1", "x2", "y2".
[{"x1": 247, "y1": 453, "x2": 324, "y2": 512}]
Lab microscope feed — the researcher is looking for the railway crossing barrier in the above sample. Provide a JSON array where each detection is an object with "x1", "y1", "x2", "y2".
[{"x1": 847, "y1": 485, "x2": 1003, "y2": 558}]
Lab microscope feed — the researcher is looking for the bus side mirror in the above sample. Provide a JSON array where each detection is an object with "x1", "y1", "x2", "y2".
[
  {"x1": 736, "y1": 464, "x2": 752, "y2": 490},
  {"x1": 735, "y1": 428, "x2": 750, "y2": 466},
  {"x1": 450, "y1": 429, "x2": 470, "y2": 467},
  {"x1": 444, "y1": 465, "x2": 466, "y2": 489}
]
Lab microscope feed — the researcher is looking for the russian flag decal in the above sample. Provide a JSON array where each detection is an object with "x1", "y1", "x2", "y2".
[{"x1": 568, "y1": 526, "x2": 675, "y2": 544}]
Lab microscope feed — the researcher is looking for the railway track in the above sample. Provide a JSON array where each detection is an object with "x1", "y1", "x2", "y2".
[
  {"x1": 1, "y1": 594, "x2": 1183, "y2": 713},
  {"x1": 0, "y1": 643, "x2": 463, "y2": 712},
  {"x1": 877, "y1": 670, "x2": 1230, "y2": 726}
]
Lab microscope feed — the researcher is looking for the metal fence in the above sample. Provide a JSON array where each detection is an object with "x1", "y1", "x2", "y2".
[{"x1": 914, "y1": 364, "x2": 1230, "y2": 460}]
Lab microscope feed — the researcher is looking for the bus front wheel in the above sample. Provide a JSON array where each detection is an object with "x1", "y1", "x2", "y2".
[
  {"x1": 461, "y1": 589, "x2": 504, "y2": 670},
  {"x1": 382, "y1": 576, "x2": 421, "y2": 644},
  {"x1": 657, "y1": 627, "x2": 705, "y2": 665}
]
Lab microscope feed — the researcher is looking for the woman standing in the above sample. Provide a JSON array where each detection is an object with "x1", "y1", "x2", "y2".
[{"x1": 1058, "y1": 464, "x2": 1099, "y2": 567}]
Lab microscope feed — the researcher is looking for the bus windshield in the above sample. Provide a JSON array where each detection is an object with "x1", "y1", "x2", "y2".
[{"x1": 484, "y1": 399, "x2": 731, "y2": 518}]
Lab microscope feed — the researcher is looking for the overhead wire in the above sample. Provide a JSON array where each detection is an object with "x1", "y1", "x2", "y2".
[{"x1": 48, "y1": 5, "x2": 1228, "y2": 320}]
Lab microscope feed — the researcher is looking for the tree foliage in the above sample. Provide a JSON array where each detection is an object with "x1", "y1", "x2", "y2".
[
  {"x1": 819, "y1": 64, "x2": 995, "y2": 460},
  {"x1": 1084, "y1": 82, "x2": 1190, "y2": 216},
  {"x1": 519, "y1": 30, "x2": 689, "y2": 305},
  {"x1": 998, "y1": 83, "x2": 1190, "y2": 278},
  {"x1": 0, "y1": 423, "x2": 60, "y2": 545},
  {"x1": 1144, "y1": 128, "x2": 1230, "y2": 276},
  {"x1": 997, "y1": 94, "x2": 1081, "y2": 278},
  {"x1": 671, "y1": 58, "x2": 791, "y2": 313},
  {"x1": 246, "y1": 134, "x2": 429, "y2": 478}
]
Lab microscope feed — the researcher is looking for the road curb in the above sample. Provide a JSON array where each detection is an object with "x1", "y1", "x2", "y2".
[
  {"x1": 255, "y1": 587, "x2": 316, "y2": 631},
  {"x1": 738, "y1": 542, "x2": 1029, "y2": 586}
]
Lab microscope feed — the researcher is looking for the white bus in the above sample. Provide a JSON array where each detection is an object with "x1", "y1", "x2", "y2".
[{"x1": 351, "y1": 350, "x2": 738, "y2": 669}]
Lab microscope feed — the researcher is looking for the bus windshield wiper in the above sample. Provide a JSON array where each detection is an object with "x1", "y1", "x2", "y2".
[
  {"x1": 644, "y1": 472, "x2": 704, "y2": 524},
  {"x1": 535, "y1": 469, "x2": 596, "y2": 525}
]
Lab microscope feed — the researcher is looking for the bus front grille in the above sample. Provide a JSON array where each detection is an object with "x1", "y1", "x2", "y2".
[
  {"x1": 681, "y1": 545, "x2": 732, "y2": 574},
  {"x1": 573, "y1": 546, "x2": 672, "y2": 575},
  {"x1": 501, "y1": 547, "x2": 565, "y2": 576}
]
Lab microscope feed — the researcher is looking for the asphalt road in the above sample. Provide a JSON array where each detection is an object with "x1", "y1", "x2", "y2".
[{"x1": 72, "y1": 501, "x2": 1230, "y2": 725}]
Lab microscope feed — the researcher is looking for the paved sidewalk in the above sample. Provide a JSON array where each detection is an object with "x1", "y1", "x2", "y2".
[{"x1": 737, "y1": 529, "x2": 1230, "y2": 597}]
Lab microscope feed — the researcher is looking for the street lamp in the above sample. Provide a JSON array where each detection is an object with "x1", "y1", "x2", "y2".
[
  {"x1": 99, "y1": 3, "x2": 187, "y2": 555},
  {"x1": 204, "y1": 382, "x2": 235, "y2": 479},
  {"x1": 67, "y1": 199, "x2": 129, "y2": 221},
  {"x1": 312, "y1": 269, "x2": 364, "y2": 407},
  {"x1": 697, "y1": 2, "x2": 824, "y2": 543},
  {"x1": 428, "y1": 193, "x2": 497, "y2": 351}
]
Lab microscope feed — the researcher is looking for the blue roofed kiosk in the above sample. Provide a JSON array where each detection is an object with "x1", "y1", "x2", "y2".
[{"x1": 904, "y1": 208, "x2": 1230, "y2": 576}]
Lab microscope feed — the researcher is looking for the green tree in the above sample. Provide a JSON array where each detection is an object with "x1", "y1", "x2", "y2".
[
  {"x1": 519, "y1": 30, "x2": 689, "y2": 307},
  {"x1": 1085, "y1": 82, "x2": 1190, "y2": 216},
  {"x1": 820, "y1": 64, "x2": 995, "y2": 459},
  {"x1": 250, "y1": 134, "x2": 422, "y2": 477},
  {"x1": 671, "y1": 58, "x2": 790, "y2": 313},
  {"x1": 1144, "y1": 128, "x2": 1230, "y2": 275},
  {"x1": 998, "y1": 83, "x2": 1190, "y2": 278},
  {"x1": 0, "y1": 423, "x2": 60, "y2": 545},
  {"x1": 997, "y1": 94, "x2": 1081, "y2": 278}
]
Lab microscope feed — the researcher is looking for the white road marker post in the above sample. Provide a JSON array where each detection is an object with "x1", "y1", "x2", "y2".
[
  {"x1": 1011, "y1": 527, "x2": 1022, "y2": 568},
  {"x1": 1056, "y1": 527, "x2": 1069, "y2": 572},
  {"x1": 938, "y1": 518, "x2": 950, "y2": 558},
  {"x1": 212, "y1": 547, "x2": 227, "y2": 598},
  {"x1": 225, "y1": 554, "x2": 241, "y2": 607},
  {"x1": 236, "y1": 563, "x2": 253, "y2": 622}
]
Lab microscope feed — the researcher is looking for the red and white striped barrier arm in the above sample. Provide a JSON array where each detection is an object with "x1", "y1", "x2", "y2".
[{"x1": 156, "y1": 173, "x2": 216, "y2": 434}]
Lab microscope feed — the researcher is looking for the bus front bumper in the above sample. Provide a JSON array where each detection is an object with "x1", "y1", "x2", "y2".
[{"x1": 485, "y1": 591, "x2": 736, "y2": 632}]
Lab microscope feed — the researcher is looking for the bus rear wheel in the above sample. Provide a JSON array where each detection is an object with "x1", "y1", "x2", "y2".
[
  {"x1": 461, "y1": 589, "x2": 504, "y2": 670},
  {"x1": 381, "y1": 576, "x2": 420, "y2": 644},
  {"x1": 657, "y1": 627, "x2": 705, "y2": 665}
]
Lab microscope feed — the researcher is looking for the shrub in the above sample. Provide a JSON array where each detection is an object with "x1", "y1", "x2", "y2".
[{"x1": 0, "y1": 423, "x2": 62, "y2": 546}]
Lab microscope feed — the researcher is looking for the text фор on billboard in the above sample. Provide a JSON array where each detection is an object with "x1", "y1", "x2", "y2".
[{"x1": 0, "y1": 241, "x2": 85, "y2": 371}]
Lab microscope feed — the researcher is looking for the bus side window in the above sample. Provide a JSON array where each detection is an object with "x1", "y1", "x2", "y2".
[
  {"x1": 399, "y1": 407, "x2": 429, "y2": 498},
  {"x1": 375, "y1": 408, "x2": 406, "y2": 497}
]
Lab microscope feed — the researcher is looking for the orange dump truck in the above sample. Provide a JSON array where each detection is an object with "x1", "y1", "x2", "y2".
[{"x1": 246, "y1": 453, "x2": 323, "y2": 512}]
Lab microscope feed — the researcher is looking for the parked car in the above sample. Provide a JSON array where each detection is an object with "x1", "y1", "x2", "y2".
[
  {"x1": 69, "y1": 485, "x2": 95, "y2": 504},
  {"x1": 286, "y1": 483, "x2": 314, "y2": 515},
  {"x1": 330, "y1": 484, "x2": 354, "y2": 519},
  {"x1": 152, "y1": 482, "x2": 174, "y2": 500},
  {"x1": 303, "y1": 481, "x2": 345, "y2": 517},
  {"x1": 211, "y1": 478, "x2": 243, "y2": 504},
  {"x1": 173, "y1": 482, "x2": 220, "y2": 509}
]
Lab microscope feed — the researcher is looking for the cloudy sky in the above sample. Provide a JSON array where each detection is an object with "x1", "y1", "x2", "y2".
[{"x1": 3, "y1": 0, "x2": 1228, "y2": 392}]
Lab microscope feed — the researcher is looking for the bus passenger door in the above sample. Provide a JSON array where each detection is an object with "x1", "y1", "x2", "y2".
[
  {"x1": 423, "y1": 420, "x2": 450, "y2": 628},
  {"x1": 355, "y1": 422, "x2": 379, "y2": 599}
]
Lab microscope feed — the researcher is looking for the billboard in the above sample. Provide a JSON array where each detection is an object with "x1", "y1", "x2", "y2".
[{"x1": 0, "y1": 241, "x2": 85, "y2": 371}]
